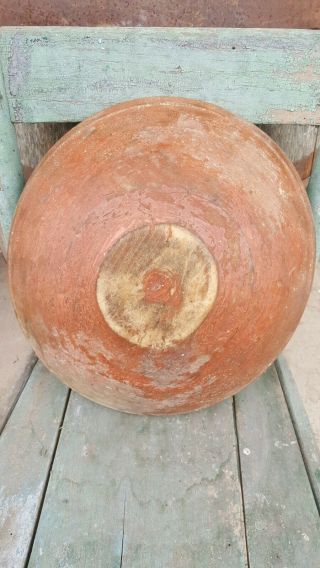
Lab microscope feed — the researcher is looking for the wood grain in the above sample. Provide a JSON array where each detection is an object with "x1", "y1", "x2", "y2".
[
  {"x1": 14, "y1": 122, "x2": 75, "y2": 170},
  {"x1": 307, "y1": 128, "x2": 320, "y2": 257},
  {"x1": 276, "y1": 355, "x2": 320, "y2": 510},
  {"x1": 0, "y1": 254, "x2": 36, "y2": 433},
  {"x1": 97, "y1": 224, "x2": 218, "y2": 350},
  {"x1": 0, "y1": 64, "x2": 24, "y2": 254},
  {"x1": 1, "y1": 27, "x2": 320, "y2": 124},
  {"x1": 259, "y1": 124, "x2": 318, "y2": 184},
  {"x1": 0, "y1": 362, "x2": 69, "y2": 568},
  {"x1": 29, "y1": 393, "x2": 247, "y2": 567},
  {"x1": 235, "y1": 366, "x2": 320, "y2": 568}
]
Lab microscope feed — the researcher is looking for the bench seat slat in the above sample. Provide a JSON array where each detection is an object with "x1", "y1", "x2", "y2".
[
  {"x1": 235, "y1": 366, "x2": 320, "y2": 568},
  {"x1": 28, "y1": 392, "x2": 247, "y2": 567},
  {"x1": 0, "y1": 363, "x2": 69, "y2": 568}
]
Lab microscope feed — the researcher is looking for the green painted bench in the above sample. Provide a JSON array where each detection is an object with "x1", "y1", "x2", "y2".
[{"x1": 0, "y1": 27, "x2": 320, "y2": 567}]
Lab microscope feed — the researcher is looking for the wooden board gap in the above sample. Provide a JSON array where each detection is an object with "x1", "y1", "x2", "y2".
[
  {"x1": 25, "y1": 388, "x2": 71, "y2": 565},
  {"x1": 275, "y1": 358, "x2": 320, "y2": 513},
  {"x1": 232, "y1": 396, "x2": 250, "y2": 568},
  {"x1": 0, "y1": 354, "x2": 37, "y2": 437}
]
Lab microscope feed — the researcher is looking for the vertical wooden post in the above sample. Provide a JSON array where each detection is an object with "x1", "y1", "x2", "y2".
[
  {"x1": 308, "y1": 129, "x2": 320, "y2": 259},
  {"x1": 0, "y1": 65, "x2": 24, "y2": 257}
]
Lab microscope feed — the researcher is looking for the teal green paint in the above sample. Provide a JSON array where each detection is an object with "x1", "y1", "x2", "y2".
[
  {"x1": 29, "y1": 394, "x2": 247, "y2": 567},
  {"x1": 276, "y1": 356, "x2": 320, "y2": 510},
  {"x1": 1, "y1": 27, "x2": 320, "y2": 124},
  {"x1": 0, "y1": 25, "x2": 319, "y2": 566},
  {"x1": 0, "y1": 363, "x2": 69, "y2": 568},
  {"x1": 0, "y1": 63, "x2": 24, "y2": 255},
  {"x1": 308, "y1": 138, "x2": 320, "y2": 258},
  {"x1": 236, "y1": 365, "x2": 320, "y2": 567}
]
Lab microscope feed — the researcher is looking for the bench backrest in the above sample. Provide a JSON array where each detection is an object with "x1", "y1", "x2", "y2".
[{"x1": 1, "y1": 26, "x2": 320, "y2": 253}]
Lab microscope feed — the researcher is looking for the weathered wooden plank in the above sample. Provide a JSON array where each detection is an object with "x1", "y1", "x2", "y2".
[
  {"x1": 276, "y1": 356, "x2": 320, "y2": 510},
  {"x1": 29, "y1": 394, "x2": 247, "y2": 567},
  {"x1": 259, "y1": 124, "x2": 318, "y2": 184},
  {"x1": 308, "y1": 129, "x2": 320, "y2": 257},
  {"x1": 280, "y1": 261, "x2": 320, "y2": 447},
  {"x1": 14, "y1": 122, "x2": 75, "y2": 174},
  {"x1": 0, "y1": 63, "x2": 24, "y2": 255},
  {"x1": 0, "y1": 254, "x2": 36, "y2": 432},
  {"x1": 235, "y1": 366, "x2": 320, "y2": 568},
  {"x1": 0, "y1": 362, "x2": 69, "y2": 568},
  {"x1": 1, "y1": 27, "x2": 320, "y2": 124}
]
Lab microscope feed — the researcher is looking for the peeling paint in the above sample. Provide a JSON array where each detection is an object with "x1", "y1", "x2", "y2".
[{"x1": 9, "y1": 97, "x2": 315, "y2": 414}]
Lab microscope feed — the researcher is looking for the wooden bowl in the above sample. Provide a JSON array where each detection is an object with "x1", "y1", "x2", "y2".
[{"x1": 8, "y1": 98, "x2": 315, "y2": 414}]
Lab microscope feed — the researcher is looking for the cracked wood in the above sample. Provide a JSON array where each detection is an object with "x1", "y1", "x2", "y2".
[{"x1": 28, "y1": 390, "x2": 247, "y2": 567}]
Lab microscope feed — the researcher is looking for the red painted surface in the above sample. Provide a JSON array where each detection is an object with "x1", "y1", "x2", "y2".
[
  {"x1": 1, "y1": 0, "x2": 319, "y2": 28},
  {"x1": 8, "y1": 98, "x2": 315, "y2": 414},
  {"x1": 143, "y1": 269, "x2": 181, "y2": 307}
]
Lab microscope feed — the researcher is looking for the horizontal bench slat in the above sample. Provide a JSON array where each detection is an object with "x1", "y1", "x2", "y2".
[{"x1": 1, "y1": 27, "x2": 320, "y2": 124}]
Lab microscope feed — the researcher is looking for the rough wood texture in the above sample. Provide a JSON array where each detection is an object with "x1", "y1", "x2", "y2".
[
  {"x1": 281, "y1": 262, "x2": 320, "y2": 447},
  {"x1": 0, "y1": 362, "x2": 69, "y2": 568},
  {"x1": 1, "y1": 27, "x2": 320, "y2": 124},
  {"x1": 259, "y1": 124, "x2": 318, "y2": 184},
  {"x1": 97, "y1": 224, "x2": 218, "y2": 350},
  {"x1": 308, "y1": 129, "x2": 320, "y2": 257},
  {"x1": 9, "y1": 98, "x2": 315, "y2": 414},
  {"x1": 2, "y1": 0, "x2": 320, "y2": 28},
  {"x1": 28, "y1": 393, "x2": 247, "y2": 567},
  {"x1": 0, "y1": 254, "x2": 36, "y2": 433},
  {"x1": 14, "y1": 122, "x2": 74, "y2": 177},
  {"x1": 0, "y1": 64, "x2": 24, "y2": 254},
  {"x1": 276, "y1": 356, "x2": 320, "y2": 510},
  {"x1": 235, "y1": 366, "x2": 320, "y2": 567}
]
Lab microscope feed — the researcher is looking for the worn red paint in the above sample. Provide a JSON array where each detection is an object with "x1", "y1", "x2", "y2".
[
  {"x1": 1, "y1": 0, "x2": 319, "y2": 28},
  {"x1": 8, "y1": 98, "x2": 315, "y2": 414}
]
